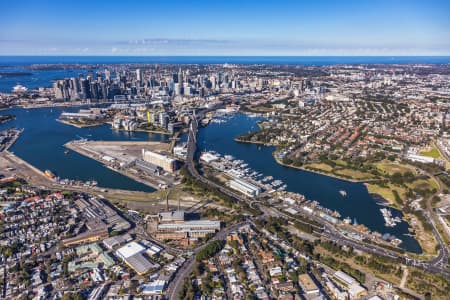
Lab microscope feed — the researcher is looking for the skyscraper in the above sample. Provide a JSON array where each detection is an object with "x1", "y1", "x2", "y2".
[
  {"x1": 136, "y1": 69, "x2": 142, "y2": 82},
  {"x1": 178, "y1": 68, "x2": 183, "y2": 84},
  {"x1": 81, "y1": 79, "x2": 91, "y2": 99},
  {"x1": 172, "y1": 72, "x2": 178, "y2": 83},
  {"x1": 105, "y1": 69, "x2": 111, "y2": 81}
]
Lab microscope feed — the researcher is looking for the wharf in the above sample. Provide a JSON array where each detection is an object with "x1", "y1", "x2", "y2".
[{"x1": 64, "y1": 140, "x2": 174, "y2": 190}]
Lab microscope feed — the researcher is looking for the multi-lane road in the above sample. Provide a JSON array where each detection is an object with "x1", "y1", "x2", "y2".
[
  {"x1": 166, "y1": 114, "x2": 449, "y2": 299},
  {"x1": 166, "y1": 221, "x2": 251, "y2": 300}
]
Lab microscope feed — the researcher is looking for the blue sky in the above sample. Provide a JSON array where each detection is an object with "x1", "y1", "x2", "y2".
[{"x1": 1, "y1": 0, "x2": 449, "y2": 56}]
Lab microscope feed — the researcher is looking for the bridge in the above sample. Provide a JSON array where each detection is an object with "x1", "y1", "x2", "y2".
[
  {"x1": 185, "y1": 113, "x2": 250, "y2": 204},
  {"x1": 172, "y1": 111, "x2": 450, "y2": 298}
]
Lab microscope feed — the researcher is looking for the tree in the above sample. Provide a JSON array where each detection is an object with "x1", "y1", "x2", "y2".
[
  {"x1": 194, "y1": 262, "x2": 204, "y2": 277},
  {"x1": 196, "y1": 240, "x2": 225, "y2": 262}
]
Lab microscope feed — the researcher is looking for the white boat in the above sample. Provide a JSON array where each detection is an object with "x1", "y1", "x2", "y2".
[
  {"x1": 272, "y1": 180, "x2": 283, "y2": 187},
  {"x1": 339, "y1": 190, "x2": 347, "y2": 197},
  {"x1": 380, "y1": 208, "x2": 401, "y2": 227},
  {"x1": 12, "y1": 84, "x2": 28, "y2": 93}
]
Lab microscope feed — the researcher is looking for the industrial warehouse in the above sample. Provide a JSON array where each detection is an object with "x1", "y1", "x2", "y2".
[
  {"x1": 228, "y1": 177, "x2": 262, "y2": 197},
  {"x1": 115, "y1": 241, "x2": 161, "y2": 275},
  {"x1": 64, "y1": 140, "x2": 178, "y2": 190},
  {"x1": 148, "y1": 210, "x2": 221, "y2": 242},
  {"x1": 142, "y1": 149, "x2": 178, "y2": 173}
]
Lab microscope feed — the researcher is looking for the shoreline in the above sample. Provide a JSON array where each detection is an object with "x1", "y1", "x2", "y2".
[
  {"x1": 234, "y1": 137, "x2": 276, "y2": 146},
  {"x1": 235, "y1": 136, "x2": 370, "y2": 183},
  {"x1": 0, "y1": 101, "x2": 113, "y2": 112},
  {"x1": 56, "y1": 119, "x2": 105, "y2": 128},
  {"x1": 235, "y1": 136, "x2": 405, "y2": 207},
  {"x1": 3, "y1": 128, "x2": 24, "y2": 151},
  {"x1": 0, "y1": 150, "x2": 158, "y2": 205},
  {"x1": 272, "y1": 150, "x2": 407, "y2": 210},
  {"x1": 236, "y1": 137, "x2": 406, "y2": 210},
  {"x1": 64, "y1": 141, "x2": 163, "y2": 190},
  {"x1": 228, "y1": 133, "x2": 434, "y2": 255},
  {"x1": 114, "y1": 127, "x2": 172, "y2": 135},
  {"x1": 271, "y1": 149, "x2": 363, "y2": 183},
  {"x1": 0, "y1": 115, "x2": 16, "y2": 125},
  {"x1": 19, "y1": 100, "x2": 114, "y2": 109}
]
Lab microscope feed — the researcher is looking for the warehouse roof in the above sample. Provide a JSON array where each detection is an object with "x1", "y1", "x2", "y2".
[
  {"x1": 116, "y1": 241, "x2": 146, "y2": 259},
  {"x1": 125, "y1": 253, "x2": 159, "y2": 275}
]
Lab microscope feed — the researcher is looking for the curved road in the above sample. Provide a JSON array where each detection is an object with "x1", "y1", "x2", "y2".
[
  {"x1": 166, "y1": 221, "x2": 250, "y2": 300},
  {"x1": 167, "y1": 115, "x2": 450, "y2": 299}
]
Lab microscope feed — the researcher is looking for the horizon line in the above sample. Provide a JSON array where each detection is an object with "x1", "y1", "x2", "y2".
[{"x1": 1, "y1": 54, "x2": 450, "y2": 57}]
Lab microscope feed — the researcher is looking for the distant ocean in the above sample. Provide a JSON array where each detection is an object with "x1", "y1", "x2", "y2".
[
  {"x1": 1, "y1": 55, "x2": 450, "y2": 66},
  {"x1": 0, "y1": 56, "x2": 449, "y2": 93}
]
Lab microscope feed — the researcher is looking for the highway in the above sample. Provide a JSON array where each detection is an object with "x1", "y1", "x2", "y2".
[
  {"x1": 185, "y1": 114, "x2": 250, "y2": 204},
  {"x1": 187, "y1": 114, "x2": 449, "y2": 274},
  {"x1": 169, "y1": 113, "x2": 450, "y2": 298}
]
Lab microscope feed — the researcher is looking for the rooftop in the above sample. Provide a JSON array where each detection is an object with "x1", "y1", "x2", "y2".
[
  {"x1": 116, "y1": 241, "x2": 146, "y2": 259},
  {"x1": 159, "y1": 210, "x2": 185, "y2": 222},
  {"x1": 125, "y1": 253, "x2": 158, "y2": 275}
]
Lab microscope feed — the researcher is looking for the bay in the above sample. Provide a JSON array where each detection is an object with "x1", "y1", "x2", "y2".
[{"x1": 197, "y1": 113, "x2": 422, "y2": 253}]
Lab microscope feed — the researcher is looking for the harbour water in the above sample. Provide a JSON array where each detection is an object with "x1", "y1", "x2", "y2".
[
  {"x1": 0, "y1": 56, "x2": 428, "y2": 252},
  {"x1": 0, "y1": 106, "x2": 165, "y2": 192},
  {"x1": 197, "y1": 113, "x2": 422, "y2": 253},
  {"x1": 0, "y1": 107, "x2": 421, "y2": 252}
]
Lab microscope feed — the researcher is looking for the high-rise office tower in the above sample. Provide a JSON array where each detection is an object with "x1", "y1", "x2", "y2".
[
  {"x1": 178, "y1": 68, "x2": 183, "y2": 84},
  {"x1": 105, "y1": 69, "x2": 111, "y2": 81},
  {"x1": 174, "y1": 83, "x2": 181, "y2": 96},
  {"x1": 136, "y1": 69, "x2": 142, "y2": 82},
  {"x1": 81, "y1": 79, "x2": 91, "y2": 99},
  {"x1": 90, "y1": 82, "x2": 99, "y2": 101}
]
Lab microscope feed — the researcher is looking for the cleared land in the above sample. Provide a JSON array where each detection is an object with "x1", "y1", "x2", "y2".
[
  {"x1": 0, "y1": 150, "x2": 204, "y2": 214},
  {"x1": 420, "y1": 144, "x2": 442, "y2": 159},
  {"x1": 67, "y1": 140, "x2": 172, "y2": 162},
  {"x1": 65, "y1": 140, "x2": 175, "y2": 189}
]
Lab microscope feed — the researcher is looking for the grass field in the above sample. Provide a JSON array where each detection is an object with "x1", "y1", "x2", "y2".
[
  {"x1": 334, "y1": 168, "x2": 375, "y2": 180},
  {"x1": 334, "y1": 159, "x2": 348, "y2": 167},
  {"x1": 420, "y1": 145, "x2": 442, "y2": 159},
  {"x1": 315, "y1": 246, "x2": 402, "y2": 286},
  {"x1": 304, "y1": 163, "x2": 334, "y2": 172},
  {"x1": 406, "y1": 178, "x2": 439, "y2": 191},
  {"x1": 375, "y1": 161, "x2": 416, "y2": 175},
  {"x1": 366, "y1": 183, "x2": 406, "y2": 205}
]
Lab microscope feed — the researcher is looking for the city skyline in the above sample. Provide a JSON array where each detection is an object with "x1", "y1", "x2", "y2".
[{"x1": 1, "y1": 0, "x2": 450, "y2": 56}]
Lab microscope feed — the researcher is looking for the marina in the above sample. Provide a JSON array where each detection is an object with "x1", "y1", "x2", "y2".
[
  {"x1": 0, "y1": 106, "x2": 163, "y2": 192},
  {"x1": 0, "y1": 106, "x2": 422, "y2": 253},
  {"x1": 197, "y1": 112, "x2": 422, "y2": 253},
  {"x1": 200, "y1": 149, "x2": 287, "y2": 193},
  {"x1": 380, "y1": 208, "x2": 402, "y2": 227},
  {"x1": 199, "y1": 146, "x2": 405, "y2": 249}
]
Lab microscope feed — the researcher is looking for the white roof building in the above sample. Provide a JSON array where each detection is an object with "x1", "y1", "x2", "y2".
[
  {"x1": 141, "y1": 280, "x2": 166, "y2": 295},
  {"x1": 115, "y1": 242, "x2": 146, "y2": 260},
  {"x1": 334, "y1": 270, "x2": 356, "y2": 286}
]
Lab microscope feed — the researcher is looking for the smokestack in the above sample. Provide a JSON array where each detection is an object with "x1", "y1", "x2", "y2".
[{"x1": 165, "y1": 188, "x2": 170, "y2": 212}]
